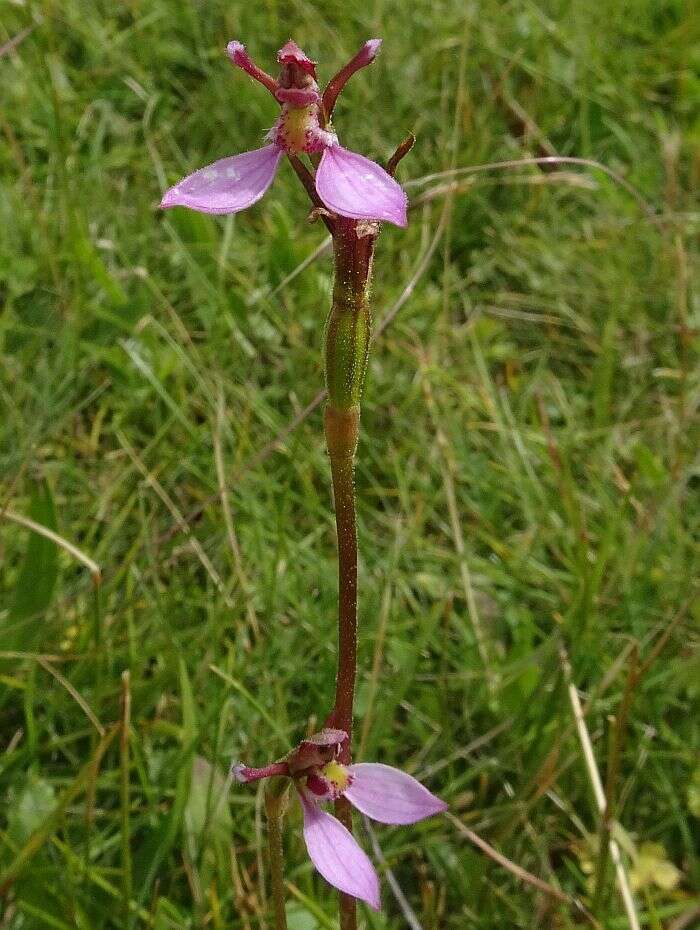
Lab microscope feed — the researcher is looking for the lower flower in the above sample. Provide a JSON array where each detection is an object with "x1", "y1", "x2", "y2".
[{"x1": 232, "y1": 729, "x2": 447, "y2": 910}]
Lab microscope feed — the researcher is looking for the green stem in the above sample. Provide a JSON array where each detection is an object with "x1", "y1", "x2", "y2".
[
  {"x1": 120, "y1": 670, "x2": 132, "y2": 927},
  {"x1": 265, "y1": 783, "x2": 290, "y2": 930}
]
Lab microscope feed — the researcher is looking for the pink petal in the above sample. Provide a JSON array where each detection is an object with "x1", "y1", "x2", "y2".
[
  {"x1": 299, "y1": 794, "x2": 380, "y2": 910},
  {"x1": 315, "y1": 145, "x2": 408, "y2": 227},
  {"x1": 160, "y1": 145, "x2": 282, "y2": 215},
  {"x1": 344, "y1": 763, "x2": 447, "y2": 825},
  {"x1": 277, "y1": 40, "x2": 317, "y2": 76}
]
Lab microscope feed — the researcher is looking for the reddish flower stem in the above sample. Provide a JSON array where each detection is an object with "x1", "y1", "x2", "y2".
[
  {"x1": 289, "y1": 147, "x2": 405, "y2": 930},
  {"x1": 325, "y1": 415, "x2": 359, "y2": 930},
  {"x1": 286, "y1": 155, "x2": 336, "y2": 234},
  {"x1": 325, "y1": 411, "x2": 359, "y2": 753},
  {"x1": 323, "y1": 220, "x2": 376, "y2": 930}
]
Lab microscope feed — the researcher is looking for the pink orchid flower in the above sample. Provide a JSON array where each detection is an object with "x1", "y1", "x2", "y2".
[
  {"x1": 160, "y1": 38, "x2": 407, "y2": 227},
  {"x1": 232, "y1": 729, "x2": 446, "y2": 910}
]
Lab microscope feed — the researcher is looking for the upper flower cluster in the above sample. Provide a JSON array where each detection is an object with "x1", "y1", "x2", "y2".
[
  {"x1": 160, "y1": 38, "x2": 408, "y2": 227},
  {"x1": 232, "y1": 728, "x2": 446, "y2": 910}
]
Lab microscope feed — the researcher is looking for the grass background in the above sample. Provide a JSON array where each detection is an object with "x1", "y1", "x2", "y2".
[{"x1": 1, "y1": 0, "x2": 698, "y2": 927}]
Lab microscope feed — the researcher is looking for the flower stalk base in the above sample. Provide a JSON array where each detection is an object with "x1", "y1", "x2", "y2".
[{"x1": 265, "y1": 781, "x2": 291, "y2": 930}]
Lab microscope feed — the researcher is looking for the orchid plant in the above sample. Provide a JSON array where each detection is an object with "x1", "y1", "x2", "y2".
[{"x1": 161, "y1": 37, "x2": 445, "y2": 930}]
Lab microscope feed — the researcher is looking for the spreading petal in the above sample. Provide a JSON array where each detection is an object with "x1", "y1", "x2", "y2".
[
  {"x1": 344, "y1": 763, "x2": 447, "y2": 825},
  {"x1": 160, "y1": 145, "x2": 283, "y2": 215},
  {"x1": 226, "y1": 41, "x2": 278, "y2": 96},
  {"x1": 316, "y1": 145, "x2": 408, "y2": 227},
  {"x1": 299, "y1": 794, "x2": 380, "y2": 910},
  {"x1": 322, "y1": 40, "x2": 382, "y2": 119}
]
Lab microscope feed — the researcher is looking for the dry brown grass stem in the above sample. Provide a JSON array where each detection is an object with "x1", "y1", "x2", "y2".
[
  {"x1": 2, "y1": 508, "x2": 102, "y2": 585},
  {"x1": 446, "y1": 812, "x2": 601, "y2": 927},
  {"x1": 117, "y1": 430, "x2": 234, "y2": 607},
  {"x1": 560, "y1": 649, "x2": 641, "y2": 930},
  {"x1": 214, "y1": 388, "x2": 260, "y2": 639}
]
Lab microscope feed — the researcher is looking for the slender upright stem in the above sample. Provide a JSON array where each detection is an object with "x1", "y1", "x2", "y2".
[
  {"x1": 119, "y1": 670, "x2": 132, "y2": 927},
  {"x1": 323, "y1": 218, "x2": 376, "y2": 930},
  {"x1": 327, "y1": 427, "x2": 359, "y2": 748},
  {"x1": 326, "y1": 417, "x2": 360, "y2": 930}
]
